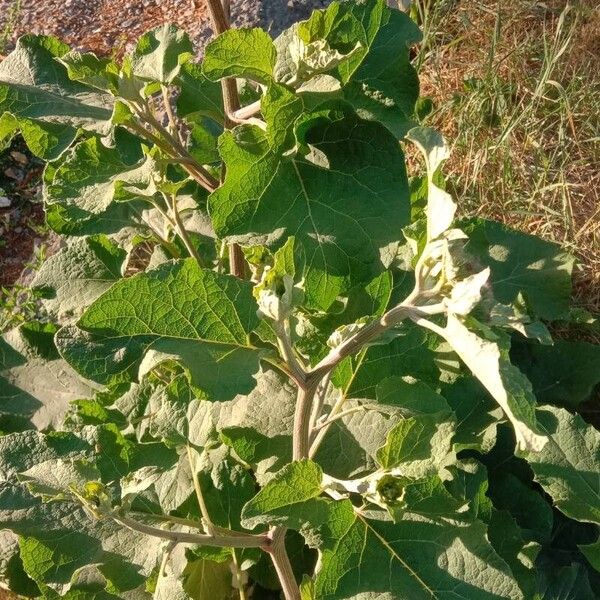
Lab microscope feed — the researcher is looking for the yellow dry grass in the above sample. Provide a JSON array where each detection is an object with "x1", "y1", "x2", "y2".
[{"x1": 415, "y1": 0, "x2": 599, "y2": 311}]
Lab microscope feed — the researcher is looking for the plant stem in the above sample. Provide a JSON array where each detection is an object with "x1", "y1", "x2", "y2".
[
  {"x1": 166, "y1": 193, "x2": 202, "y2": 264},
  {"x1": 161, "y1": 85, "x2": 183, "y2": 143},
  {"x1": 112, "y1": 513, "x2": 269, "y2": 548},
  {"x1": 293, "y1": 382, "x2": 319, "y2": 461},
  {"x1": 265, "y1": 528, "x2": 300, "y2": 600},
  {"x1": 231, "y1": 549, "x2": 247, "y2": 600},
  {"x1": 229, "y1": 242, "x2": 246, "y2": 278},
  {"x1": 275, "y1": 320, "x2": 306, "y2": 387},
  {"x1": 205, "y1": 0, "x2": 247, "y2": 278},
  {"x1": 138, "y1": 109, "x2": 220, "y2": 191},
  {"x1": 306, "y1": 301, "x2": 445, "y2": 388},
  {"x1": 187, "y1": 444, "x2": 215, "y2": 536}
]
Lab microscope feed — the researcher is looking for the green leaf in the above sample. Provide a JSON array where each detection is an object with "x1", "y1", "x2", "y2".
[
  {"x1": 56, "y1": 259, "x2": 261, "y2": 399},
  {"x1": 511, "y1": 338, "x2": 600, "y2": 409},
  {"x1": 487, "y1": 472, "x2": 553, "y2": 544},
  {"x1": 0, "y1": 530, "x2": 39, "y2": 597},
  {"x1": 441, "y1": 376, "x2": 502, "y2": 453},
  {"x1": 0, "y1": 35, "x2": 114, "y2": 158},
  {"x1": 130, "y1": 24, "x2": 193, "y2": 84},
  {"x1": 0, "y1": 430, "x2": 91, "y2": 480},
  {"x1": 45, "y1": 136, "x2": 156, "y2": 230},
  {"x1": 209, "y1": 112, "x2": 410, "y2": 309},
  {"x1": 314, "y1": 504, "x2": 524, "y2": 600},
  {"x1": 32, "y1": 235, "x2": 126, "y2": 321},
  {"x1": 241, "y1": 460, "x2": 327, "y2": 533},
  {"x1": 275, "y1": 0, "x2": 422, "y2": 138},
  {"x1": 334, "y1": 321, "x2": 442, "y2": 399},
  {"x1": 518, "y1": 406, "x2": 600, "y2": 525},
  {"x1": 203, "y1": 29, "x2": 277, "y2": 84},
  {"x1": 579, "y1": 539, "x2": 600, "y2": 574},
  {"x1": 486, "y1": 510, "x2": 539, "y2": 598},
  {"x1": 462, "y1": 219, "x2": 575, "y2": 321},
  {"x1": 57, "y1": 51, "x2": 119, "y2": 92},
  {"x1": 1, "y1": 323, "x2": 96, "y2": 430},
  {"x1": 217, "y1": 367, "x2": 296, "y2": 480},
  {"x1": 0, "y1": 482, "x2": 160, "y2": 594},
  {"x1": 375, "y1": 377, "x2": 456, "y2": 477},
  {"x1": 406, "y1": 126, "x2": 455, "y2": 240},
  {"x1": 428, "y1": 314, "x2": 547, "y2": 452},
  {"x1": 261, "y1": 83, "x2": 304, "y2": 152},
  {"x1": 175, "y1": 62, "x2": 224, "y2": 123}
]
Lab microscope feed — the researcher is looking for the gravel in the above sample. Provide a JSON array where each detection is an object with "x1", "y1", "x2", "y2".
[{"x1": 0, "y1": 0, "x2": 333, "y2": 57}]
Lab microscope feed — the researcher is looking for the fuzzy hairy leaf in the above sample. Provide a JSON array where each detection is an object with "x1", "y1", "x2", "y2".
[
  {"x1": 0, "y1": 323, "x2": 95, "y2": 430},
  {"x1": 209, "y1": 112, "x2": 409, "y2": 309},
  {"x1": 275, "y1": 0, "x2": 422, "y2": 138},
  {"x1": 44, "y1": 136, "x2": 154, "y2": 231},
  {"x1": 56, "y1": 259, "x2": 261, "y2": 399},
  {"x1": 203, "y1": 28, "x2": 277, "y2": 84},
  {"x1": 314, "y1": 503, "x2": 523, "y2": 600},
  {"x1": 430, "y1": 315, "x2": 547, "y2": 452},
  {"x1": 32, "y1": 235, "x2": 126, "y2": 321},
  {"x1": 130, "y1": 24, "x2": 193, "y2": 84},
  {"x1": 0, "y1": 35, "x2": 113, "y2": 158},
  {"x1": 462, "y1": 219, "x2": 575, "y2": 321},
  {"x1": 519, "y1": 406, "x2": 600, "y2": 525}
]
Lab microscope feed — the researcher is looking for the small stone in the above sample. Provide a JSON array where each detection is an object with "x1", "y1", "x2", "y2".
[
  {"x1": 3, "y1": 167, "x2": 22, "y2": 181},
  {"x1": 10, "y1": 151, "x2": 28, "y2": 164},
  {"x1": 0, "y1": 196, "x2": 10, "y2": 208}
]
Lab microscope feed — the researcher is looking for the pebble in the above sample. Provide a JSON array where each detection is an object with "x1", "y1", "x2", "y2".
[
  {"x1": 10, "y1": 151, "x2": 28, "y2": 165},
  {"x1": 0, "y1": 196, "x2": 11, "y2": 208}
]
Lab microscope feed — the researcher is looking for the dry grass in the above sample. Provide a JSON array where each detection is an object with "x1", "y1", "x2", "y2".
[{"x1": 415, "y1": 0, "x2": 600, "y2": 311}]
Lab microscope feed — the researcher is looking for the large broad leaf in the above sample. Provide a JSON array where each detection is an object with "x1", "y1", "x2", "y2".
[
  {"x1": 274, "y1": 0, "x2": 421, "y2": 138},
  {"x1": 511, "y1": 337, "x2": 600, "y2": 409},
  {"x1": 56, "y1": 259, "x2": 261, "y2": 400},
  {"x1": 209, "y1": 112, "x2": 410, "y2": 310},
  {"x1": 175, "y1": 62, "x2": 224, "y2": 123},
  {"x1": 130, "y1": 24, "x2": 193, "y2": 84},
  {"x1": 518, "y1": 406, "x2": 600, "y2": 525},
  {"x1": 462, "y1": 219, "x2": 575, "y2": 321},
  {"x1": 0, "y1": 482, "x2": 160, "y2": 594},
  {"x1": 203, "y1": 29, "x2": 277, "y2": 85},
  {"x1": 0, "y1": 430, "x2": 164, "y2": 594},
  {"x1": 427, "y1": 314, "x2": 547, "y2": 452},
  {"x1": 44, "y1": 136, "x2": 156, "y2": 230},
  {"x1": 333, "y1": 321, "x2": 442, "y2": 398},
  {"x1": 375, "y1": 377, "x2": 456, "y2": 478},
  {"x1": 315, "y1": 506, "x2": 524, "y2": 600},
  {"x1": 0, "y1": 35, "x2": 113, "y2": 159},
  {"x1": 0, "y1": 323, "x2": 95, "y2": 431},
  {"x1": 441, "y1": 376, "x2": 502, "y2": 453},
  {"x1": 217, "y1": 367, "x2": 296, "y2": 481},
  {"x1": 31, "y1": 235, "x2": 126, "y2": 321},
  {"x1": 240, "y1": 461, "x2": 523, "y2": 599}
]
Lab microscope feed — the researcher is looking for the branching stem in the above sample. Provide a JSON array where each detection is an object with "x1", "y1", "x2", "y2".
[
  {"x1": 265, "y1": 528, "x2": 300, "y2": 600},
  {"x1": 165, "y1": 193, "x2": 202, "y2": 264},
  {"x1": 187, "y1": 444, "x2": 215, "y2": 535},
  {"x1": 112, "y1": 513, "x2": 269, "y2": 548}
]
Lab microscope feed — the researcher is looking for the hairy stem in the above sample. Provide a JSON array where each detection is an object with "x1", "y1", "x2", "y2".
[
  {"x1": 293, "y1": 382, "x2": 319, "y2": 461},
  {"x1": 205, "y1": 0, "x2": 247, "y2": 278},
  {"x1": 167, "y1": 193, "x2": 202, "y2": 264},
  {"x1": 266, "y1": 528, "x2": 300, "y2": 600},
  {"x1": 112, "y1": 513, "x2": 269, "y2": 548},
  {"x1": 306, "y1": 301, "x2": 445, "y2": 388},
  {"x1": 161, "y1": 85, "x2": 183, "y2": 143},
  {"x1": 187, "y1": 444, "x2": 215, "y2": 536},
  {"x1": 138, "y1": 108, "x2": 220, "y2": 191},
  {"x1": 275, "y1": 320, "x2": 306, "y2": 387}
]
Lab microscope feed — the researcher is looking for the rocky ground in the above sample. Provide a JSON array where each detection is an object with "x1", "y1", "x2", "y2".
[{"x1": 0, "y1": 0, "x2": 331, "y2": 293}]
